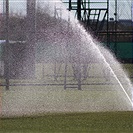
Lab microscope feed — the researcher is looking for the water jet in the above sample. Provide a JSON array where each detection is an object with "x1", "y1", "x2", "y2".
[{"x1": 0, "y1": 0, "x2": 133, "y2": 117}]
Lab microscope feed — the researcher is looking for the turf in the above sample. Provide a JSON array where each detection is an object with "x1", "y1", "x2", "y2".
[{"x1": 0, "y1": 111, "x2": 133, "y2": 133}]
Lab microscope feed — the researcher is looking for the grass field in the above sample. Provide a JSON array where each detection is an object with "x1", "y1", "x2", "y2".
[
  {"x1": 0, "y1": 63, "x2": 133, "y2": 133},
  {"x1": 0, "y1": 111, "x2": 133, "y2": 133}
]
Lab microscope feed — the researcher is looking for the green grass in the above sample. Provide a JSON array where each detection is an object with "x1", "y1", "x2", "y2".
[{"x1": 1, "y1": 111, "x2": 133, "y2": 133}]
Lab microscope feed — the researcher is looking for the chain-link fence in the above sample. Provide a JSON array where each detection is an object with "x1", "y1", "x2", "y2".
[{"x1": 0, "y1": 0, "x2": 132, "y2": 88}]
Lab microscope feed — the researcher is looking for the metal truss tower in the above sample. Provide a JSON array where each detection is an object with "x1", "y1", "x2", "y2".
[{"x1": 64, "y1": 0, "x2": 109, "y2": 38}]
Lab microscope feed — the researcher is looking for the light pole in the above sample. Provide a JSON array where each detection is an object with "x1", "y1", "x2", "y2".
[
  {"x1": 77, "y1": 0, "x2": 81, "y2": 20},
  {"x1": 25, "y1": 0, "x2": 36, "y2": 78},
  {"x1": 5, "y1": 0, "x2": 9, "y2": 90}
]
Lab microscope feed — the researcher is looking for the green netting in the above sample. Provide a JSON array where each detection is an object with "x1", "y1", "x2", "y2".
[{"x1": 109, "y1": 42, "x2": 133, "y2": 59}]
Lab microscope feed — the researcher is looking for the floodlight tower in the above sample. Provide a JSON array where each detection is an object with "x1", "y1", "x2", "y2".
[{"x1": 26, "y1": 0, "x2": 36, "y2": 78}]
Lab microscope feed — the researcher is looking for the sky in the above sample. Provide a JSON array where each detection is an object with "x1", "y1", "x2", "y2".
[
  {"x1": 0, "y1": 0, "x2": 132, "y2": 20},
  {"x1": 0, "y1": 0, "x2": 67, "y2": 15}
]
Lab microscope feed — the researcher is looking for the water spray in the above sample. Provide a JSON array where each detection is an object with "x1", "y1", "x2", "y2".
[
  {"x1": 100, "y1": 53, "x2": 133, "y2": 107},
  {"x1": 73, "y1": 22, "x2": 133, "y2": 108},
  {"x1": 90, "y1": 37, "x2": 133, "y2": 107},
  {"x1": 52, "y1": 0, "x2": 133, "y2": 108}
]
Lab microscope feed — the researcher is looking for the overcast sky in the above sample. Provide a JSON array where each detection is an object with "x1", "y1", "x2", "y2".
[{"x1": 1, "y1": 0, "x2": 70, "y2": 14}]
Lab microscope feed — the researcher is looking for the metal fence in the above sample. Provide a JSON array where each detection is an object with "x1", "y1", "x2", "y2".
[{"x1": 0, "y1": 0, "x2": 132, "y2": 90}]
